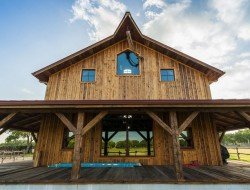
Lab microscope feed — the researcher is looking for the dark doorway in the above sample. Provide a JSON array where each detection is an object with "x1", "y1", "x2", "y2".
[{"x1": 101, "y1": 114, "x2": 154, "y2": 157}]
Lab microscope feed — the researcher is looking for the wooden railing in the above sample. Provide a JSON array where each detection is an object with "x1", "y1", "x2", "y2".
[
  {"x1": 0, "y1": 150, "x2": 25, "y2": 163},
  {"x1": 228, "y1": 147, "x2": 250, "y2": 160},
  {"x1": 102, "y1": 150, "x2": 154, "y2": 156}
]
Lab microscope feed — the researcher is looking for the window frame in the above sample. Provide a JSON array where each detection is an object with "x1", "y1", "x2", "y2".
[
  {"x1": 160, "y1": 69, "x2": 175, "y2": 82},
  {"x1": 81, "y1": 69, "x2": 96, "y2": 83},
  {"x1": 116, "y1": 49, "x2": 141, "y2": 77},
  {"x1": 61, "y1": 127, "x2": 75, "y2": 150},
  {"x1": 100, "y1": 115, "x2": 155, "y2": 158},
  {"x1": 179, "y1": 127, "x2": 194, "y2": 149}
]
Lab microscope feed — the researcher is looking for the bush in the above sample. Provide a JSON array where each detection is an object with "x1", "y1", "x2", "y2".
[{"x1": 0, "y1": 140, "x2": 34, "y2": 152}]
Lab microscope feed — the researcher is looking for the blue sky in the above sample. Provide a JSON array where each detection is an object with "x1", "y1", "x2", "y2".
[{"x1": 0, "y1": 0, "x2": 249, "y2": 142}]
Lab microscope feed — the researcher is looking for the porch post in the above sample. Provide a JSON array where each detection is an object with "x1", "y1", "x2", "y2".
[
  {"x1": 71, "y1": 113, "x2": 85, "y2": 181},
  {"x1": 219, "y1": 131, "x2": 225, "y2": 143},
  {"x1": 169, "y1": 111, "x2": 184, "y2": 181}
]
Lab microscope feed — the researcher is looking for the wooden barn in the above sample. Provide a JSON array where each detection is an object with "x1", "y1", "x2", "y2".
[{"x1": 0, "y1": 12, "x2": 250, "y2": 188}]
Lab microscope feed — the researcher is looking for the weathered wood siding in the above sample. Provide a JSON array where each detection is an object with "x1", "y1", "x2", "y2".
[
  {"x1": 36, "y1": 112, "x2": 221, "y2": 166},
  {"x1": 45, "y1": 40, "x2": 211, "y2": 100},
  {"x1": 35, "y1": 39, "x2": 220, "y2": 166}
]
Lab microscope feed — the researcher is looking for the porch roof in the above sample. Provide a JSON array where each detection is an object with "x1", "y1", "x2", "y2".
[{"x1": 0, "y1": 99, "x2": 249, "y2": 133}]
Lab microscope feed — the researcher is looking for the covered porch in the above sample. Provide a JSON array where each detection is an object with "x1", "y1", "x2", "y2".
[
  {"x1": 0, "y1": 99, "x2": 250, "y2": 183},
  {"x1": 0, "y1": 160, "x2": 250, "y2": 184}
]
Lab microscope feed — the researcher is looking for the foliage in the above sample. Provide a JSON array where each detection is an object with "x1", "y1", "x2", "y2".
[
  {"x1": 0, "y1": 130, "x2": 35, "y2": 152},
  {"x1": 110, "y1": 140, "x2": 149, "y2": 149},
  {"x1": 108, "y1": 141, "x2": 115, "y2": 148},
  {"x1": 67, "y1": 139, "x2": 75, "y2": 149},
  {"x1": 0, "y1": 140, "x2": 34, "y2": 151},
  {"x1": 6, "y1": 131, "x2": 33, "y2": 143},
  {"x1": 139, "y1": 139, "x2": 147, "y2": 147},
  {"x1": 129, "y1": 140, "x2": 140, "y2": 148},
  {"x1": 222, "y1": 129, "x2": 250, "y2": 145},
  {"x1": 116, "y1": 140, "x2": 126, "y2": 148}
]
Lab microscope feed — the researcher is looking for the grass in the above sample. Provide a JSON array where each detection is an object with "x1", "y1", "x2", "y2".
[
  {"x1": 228, "y1": 148, "x2": 250, "y2": 162},
  {"x1": 24, "y1": 153, "x2": 33, "y2": 157},
  {"x1": 102, "y1": 147, "x2": 154, "y2": 156}
]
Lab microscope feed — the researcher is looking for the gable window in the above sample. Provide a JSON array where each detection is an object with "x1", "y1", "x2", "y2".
[
  {"x1": 160, "y1": 69, "x2": 175, "y2": 81},
  {"x1": 179, "y1": 128, "x2": 193, "y2": 148},
  {"x1": 117, "y1": 50, "x2": 140, "y2": 75},
  {"x1": 82, "y1": 69, "x2": 95, "y2": 82}
]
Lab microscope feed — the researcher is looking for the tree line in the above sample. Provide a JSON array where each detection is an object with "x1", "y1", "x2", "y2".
[
  {"x1": 104, "y1": 139, "x2": 151, "y2": 149},
  {"x1": 222, "y1": 129, "x2": 250, "y2": 145},
  {"x1": 0, "y1": 131, "x2": 35, "y2": 153}
]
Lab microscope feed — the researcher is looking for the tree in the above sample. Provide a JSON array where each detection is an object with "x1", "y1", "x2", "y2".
[
  {"x1": 108, "y1": 141, "x2": 115, "y2": 148},
  {"x1": 5, "y1": 130, "x2": 34, "y2": 153},
  {"x1": 129, "y1": 140, "x2": 140, "y2": 148},
  {"x1": 222, "y1": 129, "x2": 250, "y2": 145},
  {"x1": 139, "y1": 139, "x2": 147, "y2": 148},
  {"x1": 116, "y1": 140, "x2": 126, "y2": 148}
]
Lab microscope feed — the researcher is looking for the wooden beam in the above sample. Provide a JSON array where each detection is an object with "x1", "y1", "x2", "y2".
[
  {"x1": 126, "y1": 30, "x2": 134, "y2": 50},
  {"x1": 81, "y1": 111, "x2": 108, "y2": 135},
  {"x1": 213, "y1": 113, "x2": 243, "y2": 123},
  {"x1": 0, "y1": 112, "x2": 17, "y2": 128},
  {"x1": 237, "y1": 111, "x2": 250, "y2": 123},
  {"x1": 136, "y1": 130, "x2": 147, "y2": 141},
  {"x1": 178, "y1": 111, "x2": 199, "y2": 134},
  {"x1": 71, "y1": 113, "x2": 85, "y2": 180},
  {"x1": 19, "y1": 121, "x2": 41, "y2": 128},
  {"x1": 55, "y1": 113, "x2": 77, "y2": 134},
  {"x1": 213, "y1": 117, "x2": 236, "y2": 126},
  {"x1": 31, "y1": 132, "x2": 38, "y2": 143},
  {"x1": 219, "y1": 131, "x2": 225, "y2": 143},
  {"x1": 104, "y1": 130, "x2": 108, "y2": 156},
  {"x1": 146, "y1": 130, "x2": 151, "y2": 156},
  {"x1": 14, "y1": 115, "x2": 41, "y2": 126},
  {"x1": 107, "y1": 131, "x2": 118, "y2": 142},
  {"x1": 146, "y1": 111, "x2": 173, "y2": 135},
  {"x1": 169, "y1": 111, "x2": 184, "y2": 181}
]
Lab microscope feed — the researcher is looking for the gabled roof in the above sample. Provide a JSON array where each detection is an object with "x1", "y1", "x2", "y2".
[{"x1": 33, "y1": 12, "x2": 225, "y2": 83}]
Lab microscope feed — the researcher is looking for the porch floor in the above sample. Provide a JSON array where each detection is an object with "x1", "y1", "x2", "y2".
[{"x1": 0, "y1": 161, "x2": 250, "y2": 184}]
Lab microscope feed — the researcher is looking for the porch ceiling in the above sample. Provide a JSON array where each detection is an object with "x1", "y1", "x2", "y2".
[{"x1": 0, "y1": 99, "x2": 249, "y2": 133}]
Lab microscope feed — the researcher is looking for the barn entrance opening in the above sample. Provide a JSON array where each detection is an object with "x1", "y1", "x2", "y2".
[{"x1": 101, "y1": 114, "x2": 154, "y2": 157}]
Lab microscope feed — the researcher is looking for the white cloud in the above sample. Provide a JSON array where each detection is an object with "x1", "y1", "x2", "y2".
[
  {"x1": 238, "y1": 24, "x2": 250, "y2": 40},
  {"x1": 71, "y1": 0, "x2": 126, "y2": 41},
  {"x1": 21, "y1": 88, "x2": 34, "y2": 95},
  {"x1": 142, "y1": 0, "x2": 250, "y2": 99},
  {"x1": 143, "y1": 0, "x2": 166, "y2": 10},
  {"x1": 211, "y1": 59, "x2": 250, "y2": 99},
  {"x1": 210, "y1": 0, "x2": 247, "y2": 24},
  {"x1": 70, "y1": 0, "x2": 250, "y2": 99},
  {"x1": 240, "y1": 52, "x2": 250, "y2": 58}
]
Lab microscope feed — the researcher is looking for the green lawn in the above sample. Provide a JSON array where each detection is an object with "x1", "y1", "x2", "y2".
[
  {"x1": 102, "y1": 147, "x2": 154, "y2": 156},
  {"x1": 229, "y1": 153, "x2": 250, "y2": 162}
]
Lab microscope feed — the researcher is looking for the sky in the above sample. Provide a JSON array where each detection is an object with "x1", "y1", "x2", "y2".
[{"x1": 0, "y1": 0, "x2": 250, "y2": 141}]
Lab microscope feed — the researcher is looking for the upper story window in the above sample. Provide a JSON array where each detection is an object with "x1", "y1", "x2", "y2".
[
  {"x1": 117, "y1": 50, "x2": 140, "y2": 75},
  {"x1": 179, "y1": 128, "x2": 194, "y2": 148},
  {"x1": 160, "y1": 69, "x2": 175, "y2": 81},
  {"x1": 82, "y1": 69, "x2": 95, "y2": 83}
]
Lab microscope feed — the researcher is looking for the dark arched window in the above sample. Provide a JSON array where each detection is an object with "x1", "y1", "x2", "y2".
[{"x1": 117, "y1": 50, "x2": 139, "y2": 75}]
